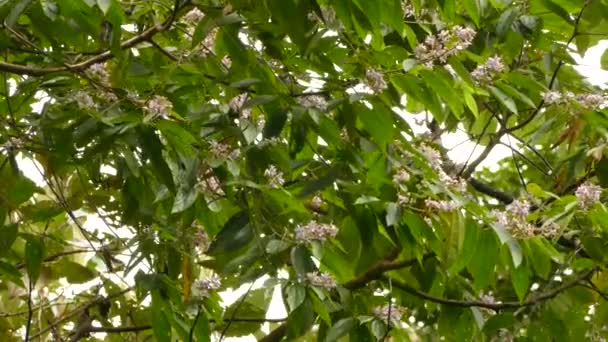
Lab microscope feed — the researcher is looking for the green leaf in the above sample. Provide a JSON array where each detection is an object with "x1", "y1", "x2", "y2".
[
  {"x1": 291, "y1": 245, "x2": 316, "y2": 277},
  {"x1": 488, "y1": 86, "x2": 518, "y2": 115},
  {"x1": 151, "y1": 291, "x2": 172, "y2": 342},
  {"x1": 97, "y1": 0, "x2": 111, "y2": 14},
  {"x1": 526, "y1": 238, "x2": 552, "y2": 279},
  {"x1": 54, "y1": 260, "x2": 97, "y2": 284},
  {"x1": 539, "y1": 0, "x2": 573, "y2": 25},
  {"x1": 6, "y1": 0, "x2": 32, "y2": 27},
  {"x1": 25, "y1": 237, "x2": 44, "y2": 284},
  {"x1": 286, "y1": 283, "x2": 306, "y2": 312},
  {"x1": 385, "y1": 202, "x2": 400, "y2": 227},
  {"x1": 468, "y1": 230, "x2": 499, "y2": 290},
  {"x1": 0, "y1": 224, "x2": 18, "y2": 257},
  {"x1": 229, "y1": 78, "x2": 261, "y2": 89},
  {"x1": 462, "y1": 0, "x2": 481, "y2": 26},
  {"x1": 596, "y1": 158, "x2": 608, "y2": 188},
  {"x1": 207, "y1": 212, "x2": 252, "y2": 255},
  {"x1": 325, "y1": 317, "x2": 356, "y2": 342},
  {"x1": 420, "y1": 69, "x2": 463, "y2": 118},
  {"x1": 496, "y1": 8, "x2": 519, "y2": 37},
  {"x1": 511, "y1": 264, "x2": 530, "y2": 301},
  {"x1": 601, "y1": 48, "x2": 608, "y2": 70}
]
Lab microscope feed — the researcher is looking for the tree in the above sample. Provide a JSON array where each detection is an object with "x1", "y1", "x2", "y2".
[{"x1": 1, "y1": 0, "x2": 608, "y2": 340}]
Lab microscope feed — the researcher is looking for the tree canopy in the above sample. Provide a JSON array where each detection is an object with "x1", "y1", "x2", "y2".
[{"x1": 2, "y1": 0, "x2": 608, "y2": 341}]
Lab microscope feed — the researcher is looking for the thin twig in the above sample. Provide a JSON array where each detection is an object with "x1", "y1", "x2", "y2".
[
  {"x1": 24, "y1": 278, "x2": 33, "y2": 342},
  {"x1": 387, "y1": 268, "x2": 595, "y2": 310}
]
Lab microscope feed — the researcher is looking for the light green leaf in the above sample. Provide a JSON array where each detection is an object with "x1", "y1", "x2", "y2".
[
  {"x1": 25, "y1": 237, "x2": 44, "y2": 284},
  {"x1": 325, "y1": 317, "x2": 356, "y2": 342},
  {"x1": 488, "y1": 85, "x2": 518, "y2": 114},
  {"x1": 601, "y1": 48, "x2": 608, "y2": 70}
]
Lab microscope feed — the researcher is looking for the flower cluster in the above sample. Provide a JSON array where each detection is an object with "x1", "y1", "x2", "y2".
[
  {"x1": 183, "y1": 8, "x2": 204, "y2": 24},
  {"x1": 197, "y1": 173, "x2": 225, "y2": 196},
  {"x1": 87, "y1": 63, "x2": 110, "y2": 85},
  {"x1": 419, "y1": 144, "x2": 443, "y2": 170},
  {"x1": 309, "y1": 195, "x2": 323, "y2": 211},
  {"x1": 393, "y1": 169, "x2": 411, "y2": 185},
  {"x1": 414, "y1": 26, "x2": 476, "y2": 66},
  {"x1": 228, "y1": 93, "x2": 251, "y2": 119},
  {"x1": 425, "y1": 199, "x2": 459, "y2": 212},
  {"x1": 192, "y1": 274, "x2": 221, "y2": 297},
  {"x1": 365, "y1": 69, "x2": 388, "y2": 93},
  {"x1": 297, "y1": 95, "x2": 328, "y2": 111},
  {"x1": 73, "y1": 91, "x2": 96, "y2": 109},
  {"x1": 542, "y1": 91, "x2": 608, "y2": 110},
  {"x1": 209, "y1": 140, "x2": 235, "y2": 160},
  {"x1": 305, "y1": 272, "x2": 337, "y2": 289},
  {"x1": 1, "y1": 137, "x2": 23, "y2": 151},
  {"x1": 264, "y1": 165, "x2": 285, "y2": 188},
  {"x1": 373, "y1": 305, "x2": 406, "y2": 323},
  {"x1": 295, "y1": 220, "x2": 339, "y2": 243},
  {"x1": 493, "y1": 199, "x2": 536, "y2": 238},
  {"x1": 575, "y1": 182, "x2": 602, "y2": 210},
  {"x1": 146, "y1": 95, "x2": 173, "y2": 118},
  {"x1": 193, "y1": 226, "x2": 210, "y2": 254},
  {"x1": 471, "y1": 56, "x2": 506, "y2": 83}
]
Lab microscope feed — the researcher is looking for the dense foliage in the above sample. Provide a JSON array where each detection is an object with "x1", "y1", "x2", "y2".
[{"x1": 2, "y1": 0, "x2": 608, "y2": 340}]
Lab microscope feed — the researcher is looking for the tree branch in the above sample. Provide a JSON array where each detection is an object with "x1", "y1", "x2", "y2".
[
  {"x1": 344, "y1": 251, "x2": 434, "y2": 290},
  {"x1": 0, "y1": 1, "x2": 186, "y2": 77},
  {"x1": 387, "y1": 268, "x2": 595, "y2": 310},
  {"x1": 504, "y1": 1, "x2": 588, "y2": 134}
]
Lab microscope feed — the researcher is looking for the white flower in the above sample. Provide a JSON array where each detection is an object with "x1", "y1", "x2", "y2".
[
  {"x1": 87, "y1": 63, "x2": 110, "y2": 85},
  {"x1": 297, "y1": 95, "x2": 328, "y2": 110},
  {"x1": 373, "y1": 305, "x2": 406, "y2": 323},
  {"x1": 397, "y1": 193, "x2": 411, "y2": 205},
  {"x1": 146, "y1": 95, "x2": 172, "y2": 118},
  {"x1": 73, "y1": 91, "x2": 95, "y2": 109},
  {"x1": 425, "y1": 199, "x2": 458, "y2": 212},
  {"x1": 229, "y1": 93, "x2": 250, "y2": 118},
  {"x1": 264, "y1": 165, "x2": 285, "y2": 188},
  {"x1": 419, "y1": 144, "x2": 443, "y2": 170},
  {"x1": 493, "y1": 200, "x2": 536, "y2": 238},
  {"x1": 486, "y1": 56, "x2": 506, "y2": 73},
  {"x1": 192, "y1": 274, "x2": 221, "y2": 297},
  {"x1": 310, "y1": 195, "x2": 323, "y2": 210},
  {"x1": 471, "y1": 56, "x2": 505, "y2": 83},
  {"x1": 365, "y1": 69, "x2": 388, "y2": 92},
  {"x1": 100, "y1": 91, "x2": 118, "y2": 103},
  {"x1": 453, "y1": 26, "x2": 476, "y2": 46},
  {"x1": 414, "y1": 26, "x2": 476, "y2": 66},
  {"x1": 193, "y1": 226, "x2": 210, "y2": 253},
  {"x1": 197, "y1": 174, "x2": 225, "y2": 196},
  {"x1": 183, "y1": 8, "x2": 204, "y2": 24},
  {"x1": 506, "y1": 200, "x2": 530, "y2": 218},
  {"x1": 575, "y1": 182, "x2": 602, "y2": 210},
  {"x1": 542, "y1": 91, "x2": 562, "y2": 105},
  {"x1": 393, "y1": 169, "x2": 411, "y2": 185},
  {"x1": 295, "y1": 220, "x2": 338, "y2": 242},
  {"x1": 306, "y1": 272, "x2": 337, "y2": 289},
  {"x1": 209, "y1": 140, "x2": 232, "y2": 159},
  {"x1": 577, "y1": 93, "x2": 608, "y2": 110}
]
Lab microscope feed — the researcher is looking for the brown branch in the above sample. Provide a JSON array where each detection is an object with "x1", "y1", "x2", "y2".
[
  {"x1": 504, "y1": 1, "x2": 588, "y2": 134},
  {"x1": 28, "y1": 287, "x2": 134, "y2": 340},
  {"x1": 74, "y1": 318, "x2": 287, "y2": 336},
  {"x1": 259, "y1": 323, "x2": 288, "y2": 342},
  {"x1": 388, "y1": 268, "x2": 595, "y2": 310},
  {"x1": 468, "y1": 178, "x2": 514, "y2": 204},
  {"x1": 0, "y1": 1, "x2": 185, "y2": 77},
  {"x1": 461, "y1": 137, "x2": 500, "y2": 179},
  {"x1": 15, "y1": 249, "x2": 96, "y2": 270},
  {"x1": 344, "y1": 252, "x2": 434, "y2": 290}
]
